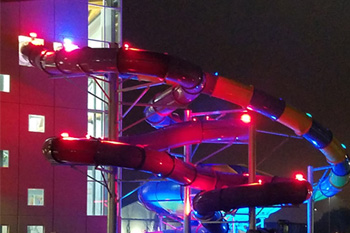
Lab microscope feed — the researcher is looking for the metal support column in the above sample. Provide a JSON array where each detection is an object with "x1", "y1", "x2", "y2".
[
  {"x1": 158, "y1": 215, "x2": 164, "y2": 231},
  {"x1": 107, "y1": 73, "x2": 122, "y2": 233},
  {"x1": 116, "y1": 76, "x2": 123, "y2": 233},
  {"x1": 183, "y1": 110, "x2": 192, "y2": 233},
  {"x1": 248, "y1": 115, "x2": 256, "y2": 231},
  {"x1": 307, "y1": 166, "x2": 314, "y2": 233}
]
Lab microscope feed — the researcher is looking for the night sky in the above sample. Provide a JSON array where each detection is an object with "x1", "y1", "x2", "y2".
[{"x1": 122, "y1": 1, "x2": 350, "y2": 223}]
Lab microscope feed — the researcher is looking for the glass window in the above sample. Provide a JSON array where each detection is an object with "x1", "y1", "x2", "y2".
[
  {"x1": 18, "y1": 35, "x2": 44, "y2": 67},
  {"x1": 88, "y1": 0, "x2": 120, "y2": 8},
  {"x1": 0, "y1": 74, "x2": 10, "y2": 93},
  {"x1": 27, "y1": 225, "x2": 44, "y2": 233},
  {"x1": 1, "y1": 225, "x2": 9, "y2": 233},
  {"x1": 87, "y1": 77, "x2": 109, "y2": 138},
  {"x1": 88, "y1": 0, "x2": 103, "y2": 6},
  {"x1": 88, "y1": 112, "x2": 108, "y2": 139},
  {"x1": 87, "y1": 167, "x2": 108, "y2": 215},
  {"x1": 53, "y1": 42, "x2": 63, "y2": 51},
  {"x1": 88, "y1": 0, "x2": 122, "y2": 46},
  {"x1": 0, "y1": 150, "x2": 9, "y2": 168},
  {"x1": 87, "y1": 0, "x2": 121, "y2": 216},
  {"x1": 88, "y1": 6, "x2": 120, "y2": 44},
  {"x1": 28, "y1": 189, "x2": 44, "y2": 206},
  {"x1": 87, "y1": 77, "x2": 109, "y2": 215},
  {"x1": 88, "y1": 78, "x2": 109, "y2": 111},
  {"x1": 28, "y1": 115, "x2": 45, "y2": 133}
]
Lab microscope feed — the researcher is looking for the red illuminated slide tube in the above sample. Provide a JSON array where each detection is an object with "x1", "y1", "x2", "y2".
[
  {"x1": 20, "y1": 43, "x2": 205, "y2": 91},
  {"x1": 42, "y1": 136, "x2": 217, "y2": 190},
  {"x1": 42, "y1": 137, "x2": 290, "y2": 191},
  {"x1": 21, "y1": 43, "x2": 119, "y2": 75},
  {"x1": 193, "y1": 180, "x2": 312, "y2": 215},
  {"x1": 22, "y1": 42, "x2": 347, "y2": 201}
]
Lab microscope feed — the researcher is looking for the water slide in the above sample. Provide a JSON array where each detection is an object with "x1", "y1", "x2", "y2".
[{"x1": 21, "y1": 41, "x2": 349, "y2": 232}]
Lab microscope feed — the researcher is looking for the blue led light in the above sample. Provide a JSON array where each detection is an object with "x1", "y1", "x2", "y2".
[
  {"x1": 306, "y1": 113, "x2": 312, "y2": 118},
  {"x1": 341, "y1": 143, "x2": 347, "y2": 149},
  {"x1": 270, "y1": 115, "x2": 277, "y2": 120},
  {"x1": 214, "y1": 72, "x2": 219, "y2": 76},
  {"x1": 311, "y1": 140, "x2": 319, "y2": 147},
  {"x1": 217, "y1": 138, "x2": 222, "y2": 141},
  {"x1": 63, "y1": 38, "x2": 72, "y2": 44}
]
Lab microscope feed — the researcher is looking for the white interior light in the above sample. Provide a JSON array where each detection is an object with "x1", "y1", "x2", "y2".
[
  {"x1": 28, "y1": 115, "x2": 45, "y2": 133},
  {"x1": 0, "y1": 74, "x2": 10, "y2": 92}
]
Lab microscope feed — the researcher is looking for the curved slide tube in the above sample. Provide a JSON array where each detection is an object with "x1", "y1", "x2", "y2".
[
  {"x1": 22, "y1": 43, "x2": 348, "y2": 211},
  {"x1": 42, "y1": 131, "x2": 301, "y2": 192},
  {"x1": 22, "y1": 42, "x2": 349, "y2": 201},
  {"x1": 193, "y1": 181, "x2": 310, "y2": 215},
  {"x1": 43, "y1": 135, "x2": 308, "y2": 233},
  {"x1": 138, "y1": 180, "x2": 229, "y2": 233}
]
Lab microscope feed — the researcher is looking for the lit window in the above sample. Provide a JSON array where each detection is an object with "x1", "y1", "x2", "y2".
[
  {"x1": 87, "y1": 167, "x2": 108, "y2": 216},
  {"x1": 0, "y1": 74, "x2": 10, "y2": 93},
  {"x1": 1, "y1": 225, "x2": 9, "y2": 233},
  {"x1": 87, "y1": 77, "x2": 109, "y2": 138},
  {"x1": 0, "y1": 150, "x2": 9, "y2": 167},
  {"x1": 88, "y1": 112, "x2": 107, "y2": 138},
  {"x1": 88, "y1": 78, "x2": 109, "y2": 111},
  {"x1": 27, "y1": 225, "x2": 44, "y2": 233},
  {"x1": 53, "y1": 42, "x2": 63, "y2": 51},
  {"x1": 87, "y1": 76, "x2": 109, "y2": 216},
  {"x1": 28, "y1": 115, "x2": 45, "y2": 133},
  {"x1": 87, "y1": 0, "x2": 121, "y2": 216},
  {"x1": 28, "y1": 189, "x2": 44, "y2": 206},
  {"x1": 18, "y1": 35, "x2": 44, "y2": 67}
]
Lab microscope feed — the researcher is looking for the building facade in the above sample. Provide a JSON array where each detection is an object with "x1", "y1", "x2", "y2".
[{"x1": 0, "y1": 1, "x2": 122, "y2": 232}]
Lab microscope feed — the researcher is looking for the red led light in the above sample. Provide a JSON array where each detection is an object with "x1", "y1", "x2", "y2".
[
  {"x1": 60, "y1": 132, "x2": 69, "y2": 138},
  {"x1": 100, "y1": 140, "x2": 126, "y2": 145},
  {"x1": 240, "y1": 114, "x2": 251, "y2": 124},
  {"x1": 29, "y1": 32, "x2": 37, "y2": 38},
  {"x1": 128, "y1": 47, "x2": 142, "y2": 51},
  {"x1": 45, "y1": 51, "x2": 55, "y2": 56},
  {"x1": 31, "y1": 39, "x2": 43, "y2": 46},
  {"x1": 122, "y1": 43, "x2": 143, "y2": 52},
  {"x1": 295, "y1": 173, "x2": 306, "y2": 181}
]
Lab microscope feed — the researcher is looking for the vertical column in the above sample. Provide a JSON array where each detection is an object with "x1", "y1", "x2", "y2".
[
  {"x1": 183, "y1": 110, "x2": 192, "y2": 233},
  {"x1": 158, "y1": 215, "x2": 164, "y2": 231},
  {"x1": 116, "y1": 167, "x2": 123, "y2": 233},
  {"x1": 104, "y1": 0, "x2": 122, "y2": 230},
  {"x1": 116, "y1": 76, "x2": 123, "y2": 233},
  {"x1": 107, "y1": 74, "x2": 118, "y2": 233},
  {"x1": 307, "y1": 166, "x2": 314, "y2": 233},
  {"x1": 107, "y1": 168, "x2": 116, "y2": 233},
  {"x1": 248, "y1": 113, "x2": 256, "y2": 231}
]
